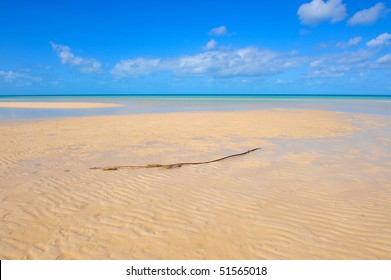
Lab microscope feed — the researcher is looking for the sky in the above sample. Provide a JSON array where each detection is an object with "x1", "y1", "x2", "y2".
[{"x1": 0, "y1": 0, "x2": 390, "y2": 95}]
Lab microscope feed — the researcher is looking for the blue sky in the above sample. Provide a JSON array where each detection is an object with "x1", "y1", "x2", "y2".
[{"x1": 0, "y1": 0, "x2": 390, "y2": 95}]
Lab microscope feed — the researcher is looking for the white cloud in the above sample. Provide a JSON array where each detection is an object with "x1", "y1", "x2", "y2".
[
  {"x1": 335, "y1": 50, "x2": 376, "y2": 64},
  {"x1": 111, "y1": 58, "x2": 160, "y2": 78},
  {"x1": 305, "y1": 49, "x2": 379, "y2": 79},
  {"x1": 0, "y1": 70, "x2": 26, "y2": 82},
  {"x1": 336, "y1": 37, "x2": 362, "y2": 48},
  {"x1": 177, "y1": 48, "x2": 300, "y2": 77},
  {"x1": 110, "y1": 39, "x2": 386, "y2": 82},
  {"x1": 366, "y1": 33, "x2": 391, "y2": 47},
  {"x1": 310, "y1": 60, "x2": 323, "y2": 68},
  {"x1": 298, "y1": 0, "x2": 347, "y2": 25},
  {"x1": 308, "y1": 59, "x2": 350, "y2": 78},
  {"x1": 0, "y1": 70, "x2": 41, "y2": 83},
  {"x1": 276, "y1": 79, "x2": 291, "y2": 84},
  {"x1": 376, "y1": 54, "x2": 391, "y2": 66},
  {"x1": 308, "y1": 68, "x2": 347, "y2": 78},
  {"x1": 204, "y1": 39, "x2": 217, "y2": 50},
  {"x1": 50, "y1": 42, "x2": 101, "y2": 73},
  {"x1": 111, "y1": 47, "x2": 301, "y2": 79},
  {"x1": 348, "y1": 2, "x2": 389, "y2": 25},
  {"x1": 208, "y1": 25, "x2": 228, "y2": 36}
]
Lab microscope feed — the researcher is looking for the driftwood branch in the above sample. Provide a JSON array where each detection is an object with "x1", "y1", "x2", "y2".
[{"x1": 90, "y1": 147, "x2": 262, "y2": 171}]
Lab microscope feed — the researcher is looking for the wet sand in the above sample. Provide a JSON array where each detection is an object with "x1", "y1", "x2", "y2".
[{"x1": 0, "y1": 109, "x2": 390, "y2": 259}]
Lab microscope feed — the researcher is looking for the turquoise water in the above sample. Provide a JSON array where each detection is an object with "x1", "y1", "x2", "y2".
[{"x1": 1, "y1": 94, "x2": 391, "y2": 121}]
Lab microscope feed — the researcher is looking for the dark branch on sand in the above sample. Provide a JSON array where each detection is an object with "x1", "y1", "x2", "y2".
[{"x1": 90, "y1": 147, "x2": 262, "y2": 171}]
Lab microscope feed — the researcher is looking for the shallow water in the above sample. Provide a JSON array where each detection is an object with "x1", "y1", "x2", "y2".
[{"x1": 0, "y1": 95, "x2": 391, "y2": 121}]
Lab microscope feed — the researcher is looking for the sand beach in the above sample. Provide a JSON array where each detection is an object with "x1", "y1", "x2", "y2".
[{"x1": 0, "y1": 105, "x2": 390, "y2": 259}]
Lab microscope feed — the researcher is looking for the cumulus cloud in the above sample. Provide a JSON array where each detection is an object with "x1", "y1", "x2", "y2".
[
  {"x1": 175, "y1": 48, "x2": 299, "y2": 77},
  {"x1": 366, "y1": 33, "x2": 391, "y2": 47},
  {"x1": 111, "y1": 58, "x2": 160, "y2": 78},
  {"x1": 111, "y1": 47, "x2": 300, "y2": 79},
  {"x1": 336, "y1": 37, "x2": 362, "y2": 48},
  {"x1": 50, "y1": 42, "x2": 101, "y2": 73},
  {"x1": 348, "y1": 2, "x2": 389, "y2": 25},
  {"x1": 204, "y1": 39, "x2": 217, "y2": 50},
  {"x1": 188, "y1": 48, "x2": 300, "y2": 77},
  {"x1": 208, "y1": 25, "x2": 228, "y2": 36},
  {"x1": 298, "y1": 0, "x2": 347, "y2": 25},
  {"x1": 110, "y1": 38, "x2": 386, "y2": 82}
]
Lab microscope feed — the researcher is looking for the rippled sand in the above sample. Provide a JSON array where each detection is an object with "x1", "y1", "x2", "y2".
[{"x1": 0, "y1": 109, "x2": 390, "y2": 259}]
